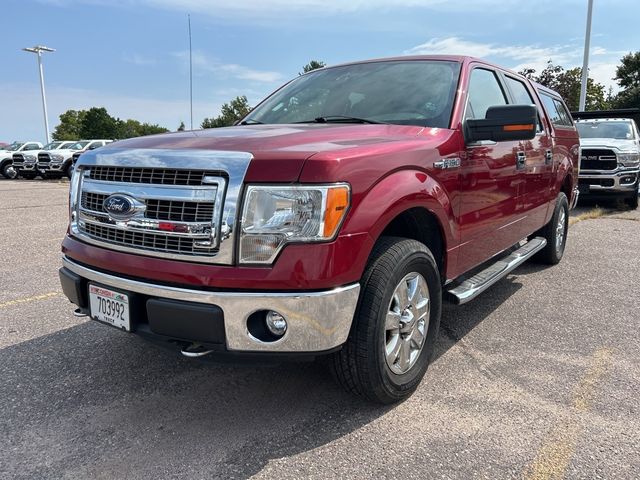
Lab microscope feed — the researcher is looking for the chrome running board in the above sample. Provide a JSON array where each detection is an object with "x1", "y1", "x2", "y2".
[{"x1": 446, "y1": 237, "x2": 547, "y2": 305}]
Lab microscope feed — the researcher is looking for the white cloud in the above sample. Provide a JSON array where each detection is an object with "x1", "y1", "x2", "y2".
[
  {"x1": 405, "y1": 36, "x2": 574, "y2": 63},
  {"x1": 173, "y1": 50, "x2": 283, "y2": 83},
  {"x1": 404, "y1": 36, "x2": 621, "y2": 90}
]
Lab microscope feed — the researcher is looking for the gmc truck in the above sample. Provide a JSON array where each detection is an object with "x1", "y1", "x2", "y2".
[
  {"x1": 59, "y1": 56, "x2": 579, "y2": 403},
  {"x1": 573, "y1": 112, "x2": 640, "y2": 209}
]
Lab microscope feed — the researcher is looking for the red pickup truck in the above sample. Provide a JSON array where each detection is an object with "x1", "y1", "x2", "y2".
[{"x1": 59, "y1": 56, "x2": 579, "y2": 403}]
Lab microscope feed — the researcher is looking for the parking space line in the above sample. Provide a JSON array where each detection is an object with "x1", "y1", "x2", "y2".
[
  {"x1": 0, "y1": 292, "x2": 62, "y2": 309},
  {"x1": 523, "y1": 347, "x2": 613, "y2": 480}
]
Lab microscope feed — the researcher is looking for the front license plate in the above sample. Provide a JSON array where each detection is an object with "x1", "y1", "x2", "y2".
[{"x1": 89, "y1": 284, "x2": 131, "y2": 331}]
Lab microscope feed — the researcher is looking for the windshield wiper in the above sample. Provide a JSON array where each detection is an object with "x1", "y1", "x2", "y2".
[
  {"x1": 295, "y1": 116, "x2": 386, "y2": 125},
  {"x1": 238, "y1": 119, "x2": 264, "y2": 125}
]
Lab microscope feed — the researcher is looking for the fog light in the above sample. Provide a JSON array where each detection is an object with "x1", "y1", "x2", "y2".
[{"x1": 265, "y1": 311, "x2": 287, "y2": 337}]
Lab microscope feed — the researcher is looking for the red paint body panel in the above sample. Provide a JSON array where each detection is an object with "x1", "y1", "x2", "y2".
[{"x1": 62, "y1": 55, "x2": 579, "y2": 291}]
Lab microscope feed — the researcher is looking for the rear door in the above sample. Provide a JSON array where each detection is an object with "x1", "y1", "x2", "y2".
[{"x1": 457, "y1": 66, "x2": 525, "y2": 273}]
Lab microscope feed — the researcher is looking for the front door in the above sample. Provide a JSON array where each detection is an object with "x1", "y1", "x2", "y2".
[{"x1": 457, "y1": 67, "x2": 524, "y2": 274}]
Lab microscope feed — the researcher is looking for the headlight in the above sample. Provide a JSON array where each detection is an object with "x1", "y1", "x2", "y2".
[
  {"x1": 239, "y1": 184, "x2": 350, "y2": 264},
  {"x1": 51, "y1": 154, "x2": 64, "y2": 162},
  {"x1": 25, "y1": 154, "x2": 36, "y2": 161},
  {"x1": 618, "y1": 152, "x2": 640, "y2": 167}
]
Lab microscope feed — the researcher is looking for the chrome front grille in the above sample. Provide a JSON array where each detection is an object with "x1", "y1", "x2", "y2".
[
  {"x1": 81, "y1": 191, "x2": 215, "y2": 223},
  {"x1": 38, "y1": 153, "x2": 51, "y2": 163},
  {"x1": 75, "y1": 168, "x2": 223, "y2": 261},
  {"x1": 82, "y1": 222, "x2": 215, "y2": 256},
  {"x1": 70, "y1": 148, "x2": 252, "y2": 265},
  {"x1": 580, "y1": 149, "x2": 617, "y2": 171},
  {"x1": 89, "y1": 166, "x2": 223, "y2": 185}
]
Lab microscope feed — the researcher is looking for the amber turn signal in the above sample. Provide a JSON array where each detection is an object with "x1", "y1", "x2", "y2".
[
  {"x1": 323, "y1": 186, "x2": 350, "y2": 237},
  {"x1": 503, "y1": 124, "x2": 535, "y2": 132}
]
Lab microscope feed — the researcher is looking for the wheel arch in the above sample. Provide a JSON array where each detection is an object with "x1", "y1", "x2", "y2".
[{"x1": 342, "y1": 169, "x2": 456, "y2": 282}]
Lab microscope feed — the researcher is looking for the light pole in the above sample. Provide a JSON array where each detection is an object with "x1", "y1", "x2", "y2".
[
  {"x1": 22, "y1": 45, "x2": 55, "y2": 144},
  {"x1": 578, "y1": 0, "x2": 594, "y2": 111},
  {"x1": 188, "y1": 14, "x2": 193, "y2": 130}
]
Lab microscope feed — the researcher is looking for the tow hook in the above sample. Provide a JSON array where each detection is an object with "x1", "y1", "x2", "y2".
[
  {"x1": 180, "y1": 343, "x2": 214, "y2": 358},
  {"x1": 73, "y1": 307, "x2": 89, "y2": 318}
]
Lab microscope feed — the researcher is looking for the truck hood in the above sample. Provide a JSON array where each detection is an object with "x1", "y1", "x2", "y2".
[
  {"x1": 101, "y1": 124, "x2": 438, "y2": 181},
  {"x1": 580, "y1": 137, "x2": 638, "y2": 152},
  {"x1": 112, "y1": 124, "x2": 429, "y2": 153}
]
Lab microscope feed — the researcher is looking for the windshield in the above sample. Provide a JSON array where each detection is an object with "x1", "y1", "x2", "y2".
[
  {"x1": 4, "y1": 142, "x2": 24, "y2": 151},
  {"x1": 576, "y1": 121, "x2": 635, "y2": 140},
  {"x1": 69, "y1": 141, "x2": 90, "y2": 150},
  {"x1": 44, "y1": 142, "x2": 63, "y2": 150},
  {"x1": 244, "y1": 60, "x2": 461, "y2": 128}
]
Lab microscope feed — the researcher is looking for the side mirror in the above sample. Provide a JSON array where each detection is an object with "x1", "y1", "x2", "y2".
[{"x1": 466, "y1": 104, "x2": 537, "y2": 143}]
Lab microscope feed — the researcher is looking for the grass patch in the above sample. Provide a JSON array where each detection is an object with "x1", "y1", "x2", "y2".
[{"x1": 570, "y1": 207, "x2": 606, "y2": 226}]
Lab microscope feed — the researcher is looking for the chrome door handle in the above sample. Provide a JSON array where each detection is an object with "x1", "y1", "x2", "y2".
[
  {"x1": 516, "y1": 151, "x2": 526, "y2": 169},
  {"x1": 545, "y1": 149, "x2": 553, "y2": 165}
]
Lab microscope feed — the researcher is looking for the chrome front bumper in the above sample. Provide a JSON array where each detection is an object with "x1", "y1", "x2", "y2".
[
  {"x1": 38, "y1": 162, "x2": 63, "y2": 171},
  {"x1": 61, "y1": 256, "x2": 359, "y2": 353},
  {"x1": 579, "y1": 168, "x2": 639, "y2": 192}
]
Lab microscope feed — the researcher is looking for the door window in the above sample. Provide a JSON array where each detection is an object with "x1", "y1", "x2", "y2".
[
  {"x1": 540, "y1": 93, "x2": 574, "y2": 127},
  {"x1": 465, "y1": 69, "x2": 507, "y2": 120},
  {"x1": 505, "y1": 76, "x2": 543, "y2": 132}
]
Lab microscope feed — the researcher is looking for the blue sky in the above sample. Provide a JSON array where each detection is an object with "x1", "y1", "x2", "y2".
[{"x1": 1, "y1": 0, "x2": 638, "y2": 143}]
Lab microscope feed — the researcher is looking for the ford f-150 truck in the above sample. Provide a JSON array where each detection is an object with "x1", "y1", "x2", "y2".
[
  {"x1": 59, "y1": 56, "x2": 579, "y2": 403},
  {"x1": 573, "y1": 112, "x2": 640, "y2": 209}
]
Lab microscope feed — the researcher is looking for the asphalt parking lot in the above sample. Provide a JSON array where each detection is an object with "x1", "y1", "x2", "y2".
[{"x1": 1, "y1": 179, "x2": 638, "y2": 479}]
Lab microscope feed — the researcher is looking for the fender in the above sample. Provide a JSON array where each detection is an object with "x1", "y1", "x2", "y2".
[{"x1": 341, "y1": 168, "x2": 458, "y2": 280}]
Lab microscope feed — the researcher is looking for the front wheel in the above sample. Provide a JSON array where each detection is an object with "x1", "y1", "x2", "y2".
[
  {"x1": 64, "y1": 162, "x2": 74, "y2": 179},
  {"x1": 1, "y1": 162, "x2": 17, "y2": 179},
  {"x1": 330, "y1": 237, "x2": 442, "y2": 404},
  {"x1": 625, "y1": 187, "x2": 639, "y2": 210}
]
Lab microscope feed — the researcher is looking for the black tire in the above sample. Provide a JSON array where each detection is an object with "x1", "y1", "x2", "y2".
[
  {"x1": 64, "y1": 162, "x2": 74, "y2": 179},
  {"x1": 1, "y1": 161, "x2": 17, "y2": 179},
  {"x1": 329, "y1": 237, "x2": 442, "y2": 404},
  {"x1": 625, "y1": 187, "x2": 639, "y2": 210},
  {"x1": 532, "y1": 192, "x2": 569, "y2": 265}
]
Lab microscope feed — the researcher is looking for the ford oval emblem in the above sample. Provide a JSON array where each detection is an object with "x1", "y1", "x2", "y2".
[{"x1": 103, "y1": 194, "x2": 136, "y2": 219}]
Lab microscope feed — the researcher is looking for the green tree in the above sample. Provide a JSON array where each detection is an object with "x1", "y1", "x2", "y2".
[
  {"x1": 53, "y1": 107, "x2": 169, "y2": 140},
  {"x1": 613, "y1": 51, "x2": 640, "y2": 108},
  {"x1": 201, "y1": 96, "x2": 252, "y2": 128},
  {"x1": 116, "y1": 119, "x2": 142, "y2": 139},
  {"x1": 80, "y1": 107, "x2": 118, "y2": 139},
  {"x1": 137, "y1": 123, "x2": 169, "y2": 136},
  {"x1": 52, "y1": 110, "x2": 86, "y2": 141},
  {"x1": 177, "y1": 121, "x2": 186, "y2": 131},
  {"x1": 520, "y1": 61, "x2": 609, "y2": 111},
  {"x1": 300, "y1": 60, "x2": 326, "y2": 75}
]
